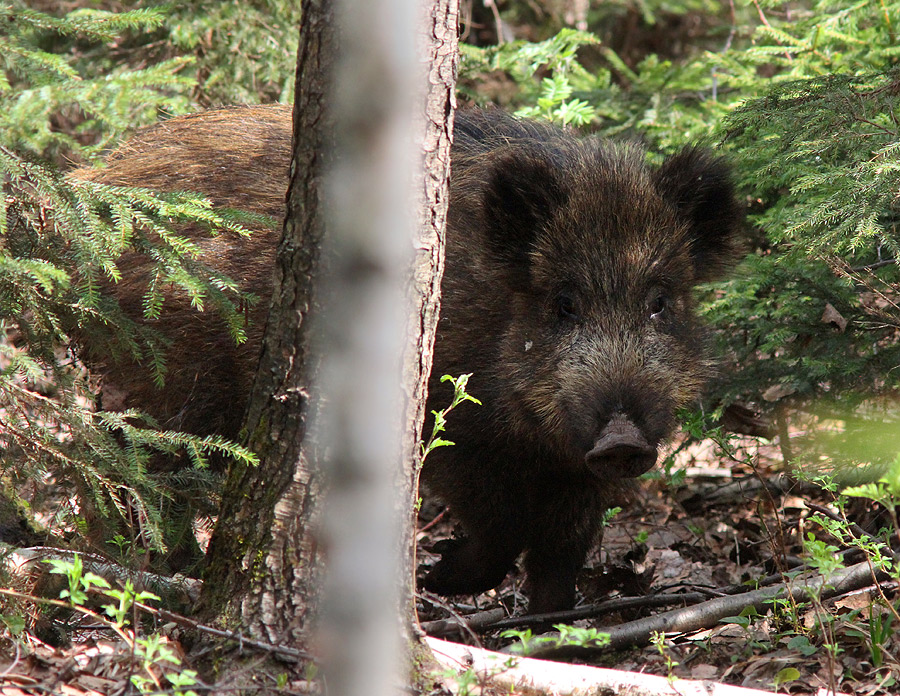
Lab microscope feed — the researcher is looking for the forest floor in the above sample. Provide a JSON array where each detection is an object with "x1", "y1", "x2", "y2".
[
  {"x1": 1, "y1": 424, "x2": 898, "y2": 695},
  {"x1": 417, "y1": 433, "x2": 900, "y2": 696}
]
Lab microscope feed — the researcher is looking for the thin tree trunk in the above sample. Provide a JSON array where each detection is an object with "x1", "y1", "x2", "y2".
[
  {"x1": 200, "y1": 3, "x2": 459, "y2": 691},
  {"x1": 306, "y1": 1, "x2": 460, "y2": 686},
  {"x1": 401, "y1": 0, "x2": 459, "y2": 627},
  {"x1": 313, "y1": 0, "x2": 424, "y2": 689},
  {"x1": 198, "y1": 0, "x2": 334, "y2": 641},
  {"x1": 318, "y1": 0, "x2": 459, "y2": 685},
  {"x1": 320, "y1": 1, "x2": 458, "y2": 688}
]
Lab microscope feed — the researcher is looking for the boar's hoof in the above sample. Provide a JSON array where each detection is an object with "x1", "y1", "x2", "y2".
[
  {"x1": 420, "y1": 536, "x2": 514, "y2": 597},
  {"x1": 585, "y1": 415, "x2": 657, "y2": 479}
]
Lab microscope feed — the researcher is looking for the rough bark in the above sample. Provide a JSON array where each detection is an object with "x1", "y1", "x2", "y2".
[
  {"x1": 198, "y1": 0, "x2": 334, "y2": 641},
  {"x1": 199, "y1": 2, "x2": 459, "y2": 687},
  {"x1": 401, "y1": 0, "x2": 459, "y2": 624}
]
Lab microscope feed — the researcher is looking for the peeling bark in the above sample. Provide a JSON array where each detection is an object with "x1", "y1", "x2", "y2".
[
  {"x1": 200, "y1": 3, "x2": 460, "y2": 683},
  {"x1": 198, "y1": 0, "x2": 334, "y2": 641},
  {"x1": 401, "y1": 0, "x2": 459, "y2": 622}
]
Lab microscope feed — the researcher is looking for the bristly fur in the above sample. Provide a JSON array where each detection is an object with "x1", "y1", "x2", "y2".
[
  {"x1": 74, "y1": 105, "x2": 292, "y2": 439},
  {"x1": 421, "y1": 108, "x2": 743, "y2": 612},
  {"x1": 74, "y1": 106, "x2": 744, "y2": 612}
]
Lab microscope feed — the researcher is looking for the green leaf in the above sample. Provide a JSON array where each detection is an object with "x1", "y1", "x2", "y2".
[{"x1": 774, "y1": 667, "x2": 801, "y2": 688}]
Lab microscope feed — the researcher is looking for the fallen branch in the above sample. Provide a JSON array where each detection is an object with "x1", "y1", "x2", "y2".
[
  {"x1": 427, "y1": 636, "x2": 851, "y2": 696},
  {"x1": 424, "y1": 552, "x2": 870, "y2": 637},
  {"x1": 0, "y1": 587, "x2": 313, "y2": 663},
  {"x1": 421, "y1": 607, "x2": 508, "y2": 637},
  {"x1": 523, "y1": 557, "x2": 888, "y2": 660},
  {"x1": 423, "y1": 592, "x2": 713, "y2": 637},
  {"x1": 4, "y1": 545, "x2": 200, "y2": 609}
]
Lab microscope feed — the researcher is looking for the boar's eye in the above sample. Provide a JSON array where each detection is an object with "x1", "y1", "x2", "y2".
[
  {"x1": 649, "y1": 295, "x2": 667, "y2": 319},
  {"x1": 554, "y1": 291, "x2": 580, "y2": 322}
]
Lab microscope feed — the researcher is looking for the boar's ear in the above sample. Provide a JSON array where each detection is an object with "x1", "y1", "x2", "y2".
[
  {"x1": 654, "y1": 147, "x2": 744, "y2": 282},
  {"x1": 482, "y1": 149, "x2": 567, "y2": 268}
]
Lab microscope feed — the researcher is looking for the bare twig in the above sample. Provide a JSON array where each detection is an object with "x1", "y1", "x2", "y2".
[
  {"x1": 711, "y1": 0, "x2": 738, "y2": 102},
  {"x1": 418, "y1": 507, "x2": 448, "y2": 534},
  {"x1": 483, "y1": 0, "x2": 507, "y2": 44},
  {"x1": 850, "y1": 258, "x2": 897, "y2": 272},
  {"x1": 135, "y1": 601, "x2": 314, "y2": 662},
  {"x1": 417, "y1": 591, "x2": 490, "y2": 645},
  {"x1": 775, "y1": 404, "x2": 794, "y2": 465},
  {"x1": 470, "y1": 593, "x2": 712, "y2": 634},
  {"x1": 0, "y1": 587, "x2": 135, "y2": 646},
  {"x1": 420, "y1": 607, "x2": 508, "y2": 637},
  {"x1": 0, "y1": 584, "x2": 314, "y2": 663}
]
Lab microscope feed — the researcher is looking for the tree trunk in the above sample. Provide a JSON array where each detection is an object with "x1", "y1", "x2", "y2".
[
  {"x1": 318, "y1": 0, "x2": 459, "y2": 688},
  {"x1": 400, "y1": 0, "x2": 459, "y2": 632},
  {"x1": 199, "y1": 0, "x2": 460, "y2": 685},
  {"x1": 198, "y1": 0, "x2": 334, "y2": 641}
]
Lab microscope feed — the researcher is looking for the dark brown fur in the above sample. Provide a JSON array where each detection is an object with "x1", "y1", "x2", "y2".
[
  {"x1": 421, "y1": 110, "x2": 743, "y2": 612},
  {"x1": 76, "y1": 106, "x2": 743, "y2": 611},
  {"x1": 75, "y1": 106, "x2": 290, "y2": 439}
]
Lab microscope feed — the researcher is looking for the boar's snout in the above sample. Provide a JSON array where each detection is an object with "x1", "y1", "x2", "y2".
[{"x1": 585, "y1": 414, "x2": 657, "y2": 479}]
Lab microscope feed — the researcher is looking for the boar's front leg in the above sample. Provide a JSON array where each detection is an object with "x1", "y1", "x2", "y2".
[
  {"x1": 421, "y1": 516, "x2": 526, "y2": 598},
  {"x1": 523, "y1": 480, "x2": 607, "y2": 614}
]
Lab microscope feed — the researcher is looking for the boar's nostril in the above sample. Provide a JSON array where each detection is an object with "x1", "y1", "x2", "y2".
[{"x1": 584, "y1": 416, "x2": 657, "y2": 479}]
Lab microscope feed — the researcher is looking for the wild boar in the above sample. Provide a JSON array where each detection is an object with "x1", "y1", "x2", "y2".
[
  {"x1": 419, "y1": 109, "x2": 743, "y2": 612},
  {"x1": 77, "y1": 106, "x2": 742, "y2": 609}
]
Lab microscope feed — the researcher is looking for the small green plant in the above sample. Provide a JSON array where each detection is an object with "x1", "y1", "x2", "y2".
[
  {"x1": 601, "y1": 506, "x2": 622, "y2": 527},
  {"x1": 103, "y1": 580, "x2": 156, "y2": 627},
  {"x1": 720, "y1": 605, "x2": 761, "y2": 632},
  {"x1": 808, "y1": 461, "x2": 900, "y2": 590},
  {"x1": 653, "y1": 409, "x2": 738, "y2": 488},
  {"x1": 0, "y1": 612, "x2": 26, "y2": 637},
  {"x1": 46, "y1": 556, "x2": 198, "y2": 696},
  {"x1": 773, "y1": 666, "x2": 801, "y2": 691},
  {"x1": 304, "y1": 662, "x2": 318, "y2": 681},
  {"x1": 501, "y1": 624, "x2": 610, "y2": 656},
  {"x1": 657, "y1": 455, "x2": 688, "y2": 487},
  {"x1": 650, "y1": 630, "x2": 680, "y2": 681},
  {"x1": 843, "y1": 454, "x2": 900, "y2": 543},
  {"x1": 47, "y1": 554, "x2": 110, "y2": 606},
  {"x1": 787, "y1": 634, "x2": 818, "y2": 657},
  {"x1": 802, "y1": 532, "x2": 845, "y2": 579},
  {"x1": 442, "y1": 667, "x2": 480, "y2": 696},
  {"x1": 803, "y1": 532, "x2": 844, "y2": 578},
  {"x1": 421, "y1": 374, "x2": 482, "y2": 461},
  {"x1": 108, "y1": 534, "x2": 133, "y2": 558},
  {"x1": 801, "y1": 458, "x2": 900, "y2": 674},
  {"x1": 130, "y1": 633, "x2": 199, "y2": 696},
  {"x1": 845, "y1": 603, "x2": 894, "y2": 669},
  {"x1": 555, "y1": 624, "x2": 611, "y2": 650}
]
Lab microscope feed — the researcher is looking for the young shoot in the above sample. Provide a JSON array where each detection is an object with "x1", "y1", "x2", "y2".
[{"x1": 420, "y1": 373, "x2": 481, "y2": 461}]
